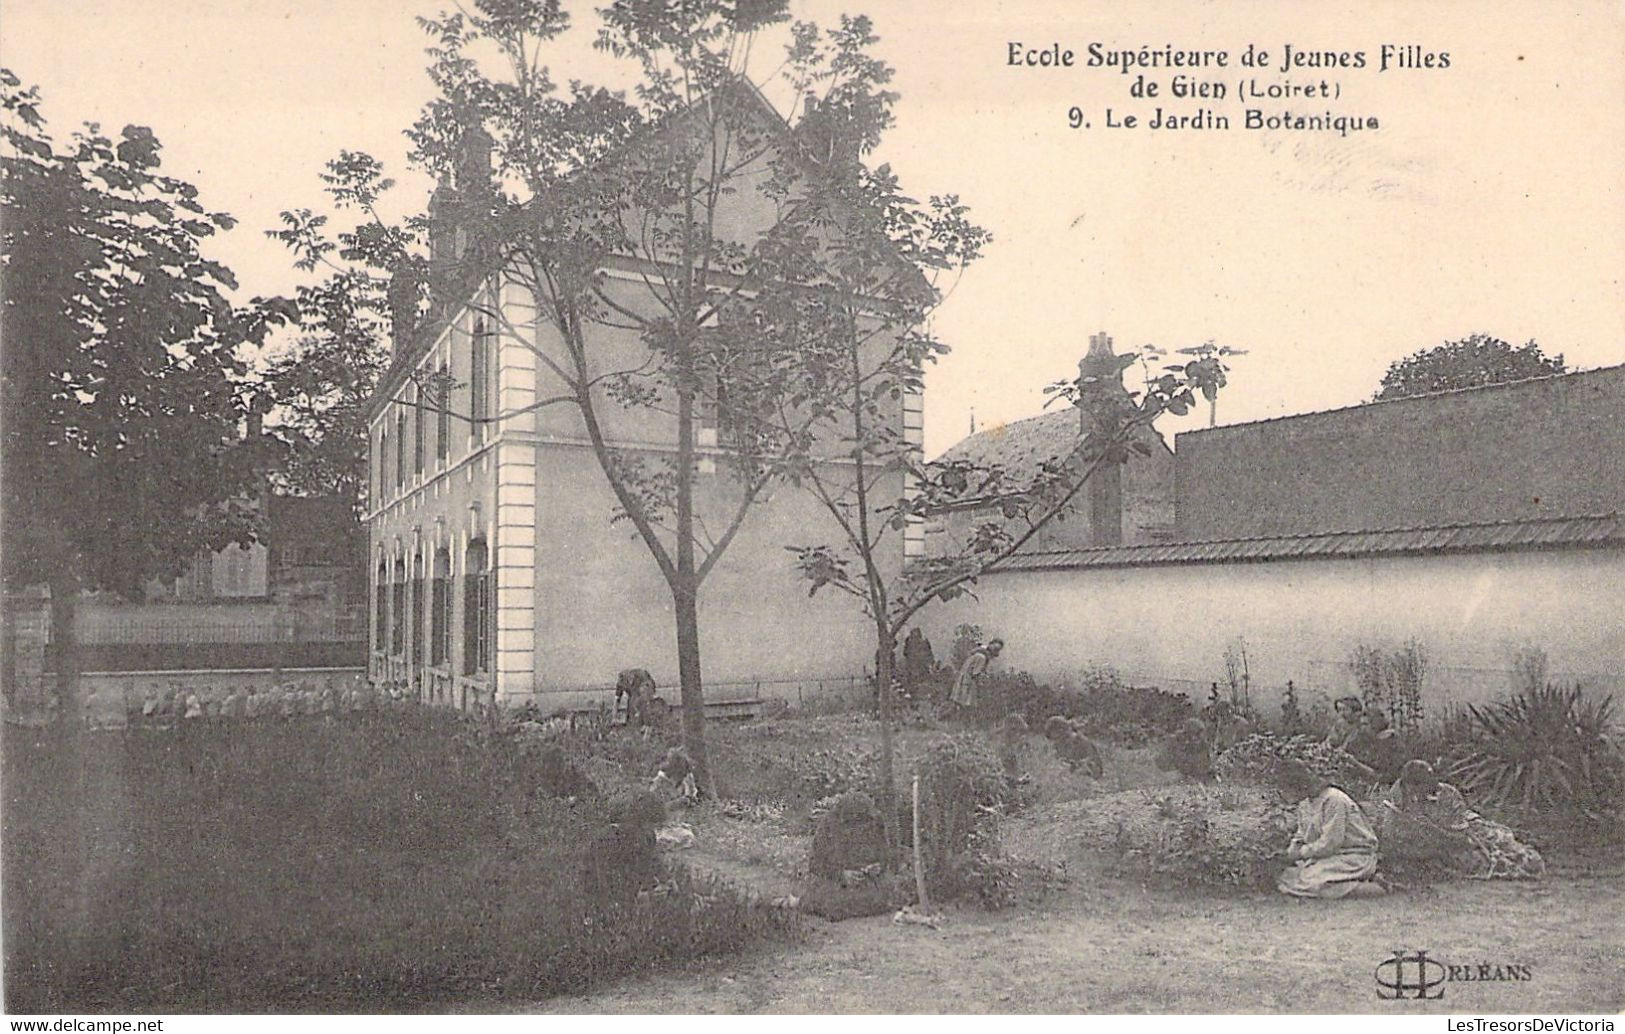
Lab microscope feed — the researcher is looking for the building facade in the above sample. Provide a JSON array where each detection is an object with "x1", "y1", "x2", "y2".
[{"x1": 366, "y1": 94, "x2": 917, "y2": 714}]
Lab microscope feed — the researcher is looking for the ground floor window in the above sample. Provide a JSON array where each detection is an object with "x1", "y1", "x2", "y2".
[
  {"x1": 391, "y1": 557, "x2": 406, "y2": 658},
  {"x1": 462, "y1": 538, "x2": 491, "y2": 676},
  {"x1": 375, "y1": 558, "x2": 389, "y2": 655},
  {"x1": 431, "y1": 547, "x2": 451, "y2": 666},
  {"x1": 412, "y1": 552, "x2": 426, "y2": 667}
]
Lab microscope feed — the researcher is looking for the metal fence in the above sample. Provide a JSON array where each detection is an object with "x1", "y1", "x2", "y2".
[{"x1": 75, "y1": 607, "x2": 368, "y2": 645}]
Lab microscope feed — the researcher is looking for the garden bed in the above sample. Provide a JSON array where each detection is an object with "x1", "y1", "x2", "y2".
[{"x1": 1, "y1": 714, "x2": 796, "y2": 1012}]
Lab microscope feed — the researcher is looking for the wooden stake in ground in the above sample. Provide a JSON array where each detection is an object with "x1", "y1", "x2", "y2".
[{"x1": 912, "y1": 773, "x2": 930, "y2": 910}]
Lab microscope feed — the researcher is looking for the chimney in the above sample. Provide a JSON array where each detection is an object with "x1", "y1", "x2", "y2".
[
  {"x1": 426, "y1": 175, "x2": 458, "y2": 318},
  {"x1": 455, "y1": 125, "x2": 494, "y2": 195},
  {"x1": 386, "y1": 266, "x2": 422, "y2": 360},
  {"x1": 1077, "y1": 331, "x2": 1120, "y2": 388},
  {"x1": 424, "y1": 125, "x2": 495, "y2": 319},
  {"x1": 1077, "y1": 330, "x2": 1124, "y2": 547}
]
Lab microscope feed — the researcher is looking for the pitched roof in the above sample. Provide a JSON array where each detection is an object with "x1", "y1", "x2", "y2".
[
  {"x1": 931, "y1": 407, "x2": 1080, "y2": 491},
  {"x1": 985, "y1": 513, "x2": 1625, "y2": 573},
  {"x1": 369, "y1": 76, "x2": 925, "y2": 420}
]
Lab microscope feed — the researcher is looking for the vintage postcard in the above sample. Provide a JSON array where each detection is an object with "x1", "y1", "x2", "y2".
[{"x1": 2, "y1": 0, "x2": 1621, "y2": 1021}]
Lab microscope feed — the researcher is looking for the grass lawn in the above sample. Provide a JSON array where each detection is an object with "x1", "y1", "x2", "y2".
[
  {"x1": 519, "y1": 869, "x2": 1625, "y2": 1013},
  {"x1": 525, "y1": 711, "x2": 1625, "y2": 1014}
]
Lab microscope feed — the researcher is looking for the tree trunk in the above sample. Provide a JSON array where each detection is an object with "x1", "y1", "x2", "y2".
[
  {"x1": 673, "y1": 583, "x2": 714, "y2": 797},
  {"x1": 672, "y1": 292, "x2": 716, "y2": 798},
  {"x1": 874, "y1": 620, "x2": 900, "y2": 864},
  {"x1": 48, "y1": 573, "x2": 80, "y2": 728}
]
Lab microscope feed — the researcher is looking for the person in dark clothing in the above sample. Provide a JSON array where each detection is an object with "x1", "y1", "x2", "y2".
[{"x1": 615, "y1": 668, "x2": 657, "y2": 729}]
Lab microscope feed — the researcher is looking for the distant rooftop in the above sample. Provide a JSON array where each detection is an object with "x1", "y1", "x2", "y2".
[
  {"x1": 1183, "y1": 362, "x2": 1625, "y2": 438},
  {"x1": 988, "y1": 513, "x2": 1625, "y2": 573},
  {"x1": 930, "y1": 407, "x2": 1081, "y2": 498}
]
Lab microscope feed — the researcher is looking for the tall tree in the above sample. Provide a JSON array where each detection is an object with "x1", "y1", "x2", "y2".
[
  {"x1": 748, "y1": 25, "x2": 1226, "y2": 844},
  {"x1": 351, "y1": 0, "x2": 930, "y2": 790},
  {"x1": 262, "y1": 153, "x2": 412, "y2": 520},
  {"x1": 785, "y1": 341, "x2": 1223, "y2": 850},
  {"x1": 1, "y1": 70, "x2": 289, "y2": 713},
  {"x1": 1374, "y1": 334, "x2": 1567, "y2": 401}
]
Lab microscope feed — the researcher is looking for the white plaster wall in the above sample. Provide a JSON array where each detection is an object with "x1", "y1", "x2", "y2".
[{"x1": 917, "y1": 548, "x2": 1625, "y2": 711}]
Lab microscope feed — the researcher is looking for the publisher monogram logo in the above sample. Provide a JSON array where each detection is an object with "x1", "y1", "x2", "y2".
[
  {"x1": 1374, "y1": 949, "x2": 1535, "y2": 1002},
  {"x1": 1376, "y1": 950, "x2": 1447, "y2": 1000}
]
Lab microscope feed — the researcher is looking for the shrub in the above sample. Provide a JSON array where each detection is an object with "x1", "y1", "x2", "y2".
[
  {"x1": 995, "y1": 713, "x2": 1030, "y2": 779},
  {"x1": 797, "y1": 872, "x2": 909, "y2": 920},
  {"x1": 1088, "y1": 786, "x2": 1294, "y2": 888},
  {"x1": 1221, "y1": 637, "x2": 1254, "y2": 716},
  {"x1": 898, "y1": 627, "x2": 937, "y2": 692},
  {"x1": 808, "y1": 791, "x2": 889, "y2": 879},
  {"x1": 1279, "y1": 680, "x2": 1305, "y2": 735},
  {"x1": 1213, "y1": 731, "x2": 1366, "y2": 788},
  {"x1": 953, "y1": 851, "x2": 1021, "y2": 910},
  {"x1": 994, "y1": 667, "x2": 1195, "y2": 746},
  {"x1": 1450, "y1": 683, "x2": 1622, "y2": 824},
  {"x1": 912, "y1": 736, "x2": 1010, "y2": 902},
  {"x1": 531, "y1": 866, "x2": 801, "y2": 992},
  {"x1": 1405, "y1": 704, "x2": 1478, "y2": 771},
  {"x1": 512, "y1": 712, "x2": 670, "y2": 792},
  {"x1": 534, "y1": 744, "x2": 596, "y2": 798},
  {"x1": 1152, "y1": 791, "x2": 1293, "y2": 887},
  {"x1": 1155, "y1": 718, "x2": 1213, "y2": 781},
  {"x1": 1043, "y1": 715, "x2": 1104, "y2": 777},
  {"x1": 2, "y1": 713, "x2": 796, "y2": 1011},
  {"x1": 1351, "y1": 640, "x2": 1428, "y2": 733},
  {"x1": 581, "y1": 815, "x2": 663, "y2": 905},
  {"x1": 782, "y1": 744, "x2": 880, "y2": 800}
]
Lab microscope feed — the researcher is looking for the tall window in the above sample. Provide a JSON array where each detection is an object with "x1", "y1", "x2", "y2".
[
  {"x1": 390, "y1": 557, "x2": 406, "y2": 657},
  {"x1": 470, "y1": 317, "x2": 489, "y2": 445},
  {"x1": 395, "y1": 408, "x2": 407, "y2": 488},
  {"x1": 375, "y1": 557, "x2": 389, "y2": 655},
  {"x1": 411, "y1": 551, "x2": 426, "y2": 668},
  {"x1": 431, "y1": 546, "x2": 451, "y2": 666},
  {"x1": 462, "y1": 538, "x2": 492, "y2": 676},
  {"x1": 413, "y1": 388, "x2": 425, "y2": 476},
  {"x1": 435, "y1": 362, "x2": 450, "y2": 462},
  {"x1": 378, "y1": 423, "x2": 390, "y2": 499}
]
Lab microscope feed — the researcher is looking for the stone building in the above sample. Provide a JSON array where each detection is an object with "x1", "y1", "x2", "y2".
[
  {"x1": 927, "y1": 331, "x2": 1175, "y2": 557},
  {"x1": 365, "y1": 87, "x2": 916, "y2": 714}
]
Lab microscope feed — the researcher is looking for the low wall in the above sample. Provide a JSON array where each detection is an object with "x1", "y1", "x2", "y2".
[
  {"x1": 917, "y1": 546, "x2": 1625, "y2": 715},
  {"x1": 70, "y1": 667, "x2": 366, "y2": 708},
  {"x1": 497, "y1": 674, "x2": 870, "y2": 716}
]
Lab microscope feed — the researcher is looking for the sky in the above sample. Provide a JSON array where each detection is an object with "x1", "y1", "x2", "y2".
[{"x1": 5, "y1": 0, "x2": 1622, "y2": 456}]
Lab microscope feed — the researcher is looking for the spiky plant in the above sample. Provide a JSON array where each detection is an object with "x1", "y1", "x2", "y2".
[{"x1": 1451, "y1": 683, "x2": 1621, "y2": 823}]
